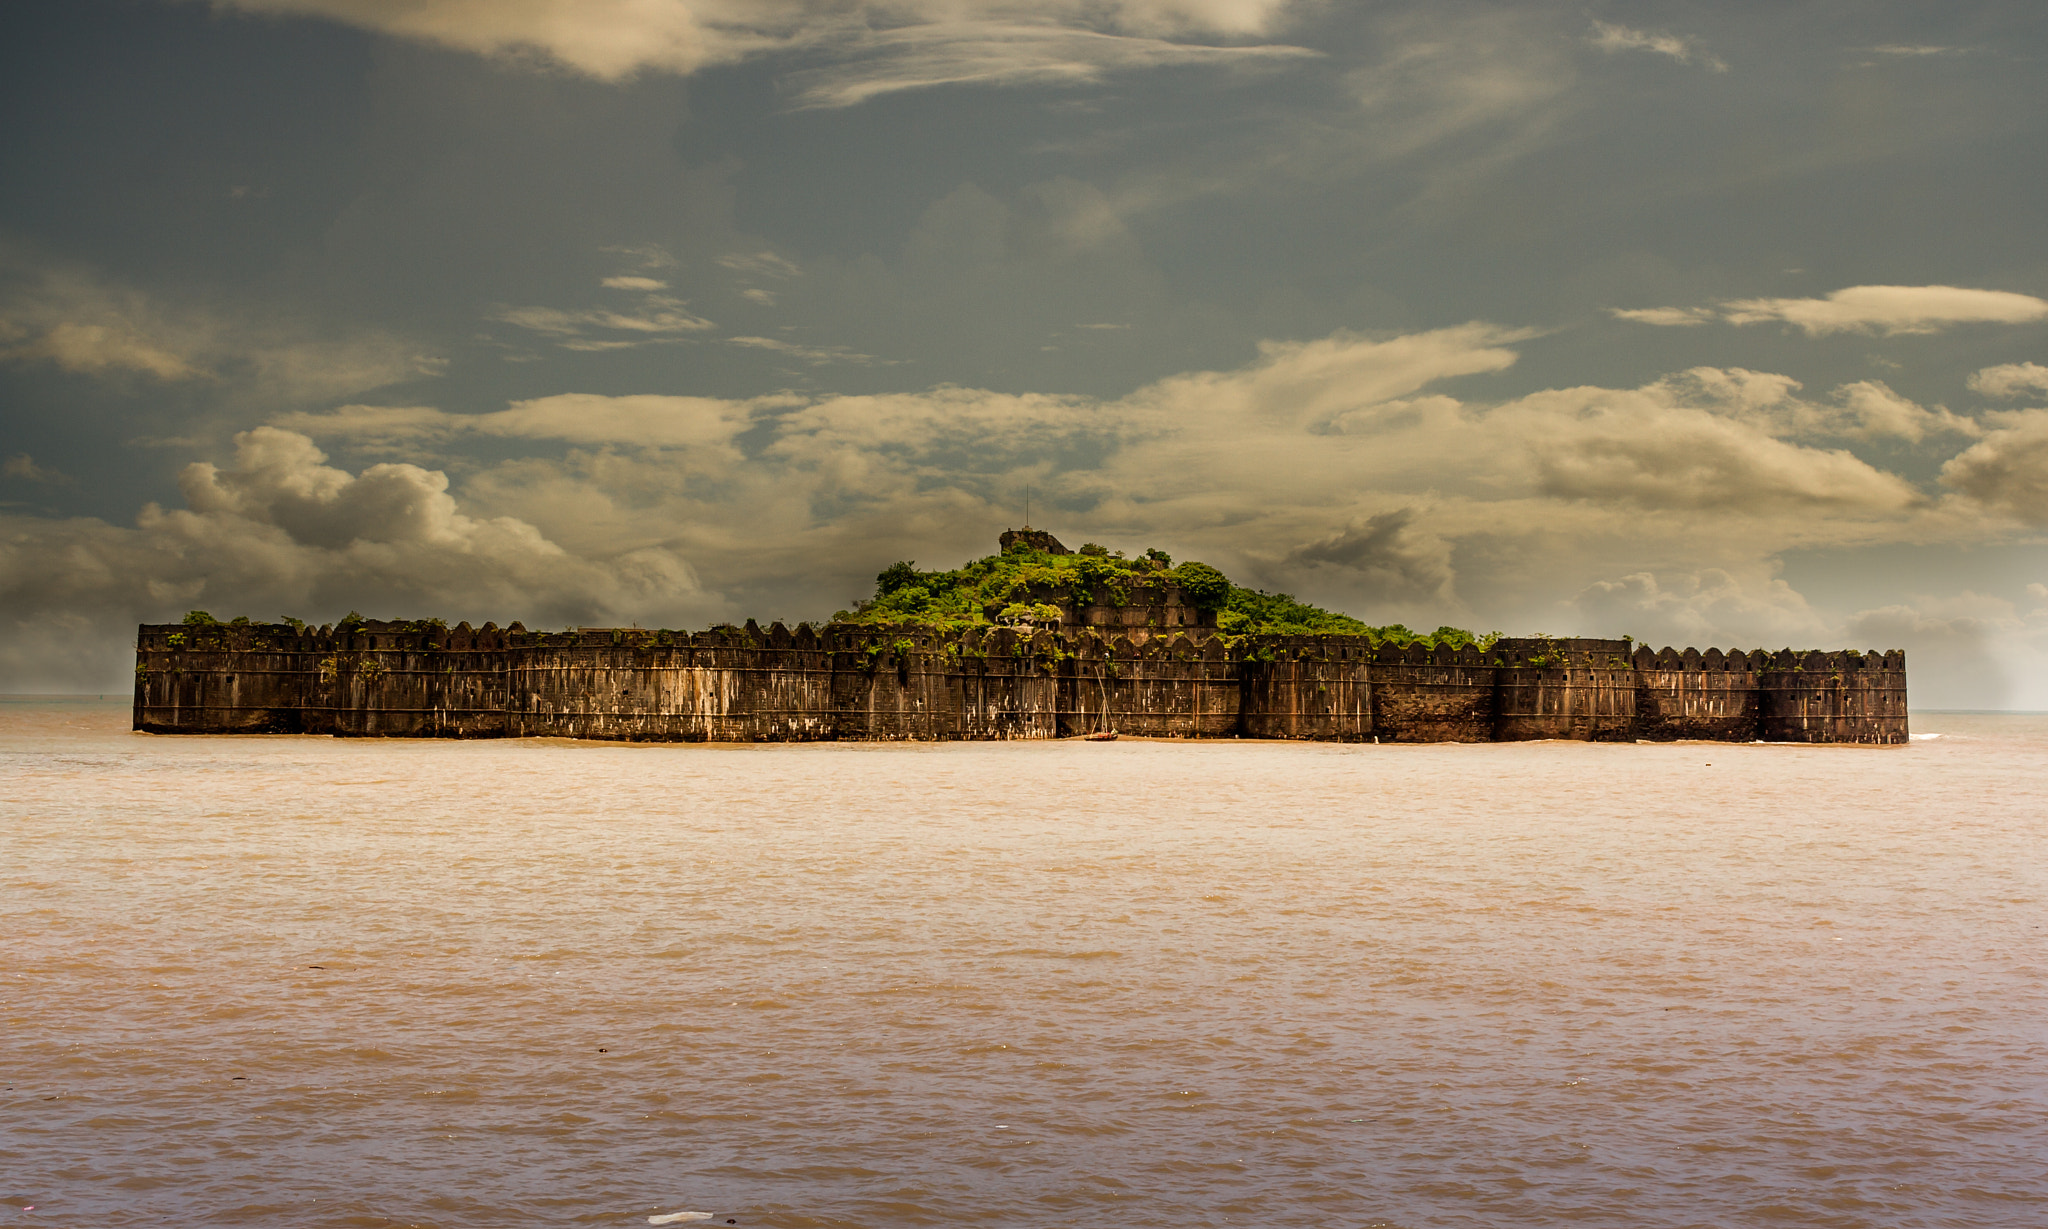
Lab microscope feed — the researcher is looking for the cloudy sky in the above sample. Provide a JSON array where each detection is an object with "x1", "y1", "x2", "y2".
[{"x1": 3, "y1": 1, "x2": 2046, "y2": 706}]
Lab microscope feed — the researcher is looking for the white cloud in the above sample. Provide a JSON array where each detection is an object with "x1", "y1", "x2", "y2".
[
  {"x1": 497, "y1": 255, "x2": 717, "y2": 348},
  {"x1": 716, "y1": 252, "x2": 802, "y2": 279},
  {"x1": 491, "y1": 298, "x2": 716, "y2": 347},
  {"x1": 1721, "y1": 285, "x2": 2048, "y2": 335},
  {"x1": 12, "y1": 323, "x2": 2032, "y2": 694},
  {"x1": 599, "y1": 243, "x2": 679, "y2": 270},
  {"x1": 229, "y1": 331, "x2": 2020, "y2": 556},
  {"x1": 1968, "y1": 362, "x2": 2048, "y2": 399},
  {"x1": 0, "y1": 250, "x2": 438, "y2": 400},
  {"x1": 268, "y1": 404, "x2": 452, "y2": 451},
  {"x1": 1613, "y1": 285, "x2": 2048, "y2": 337},
  {"x1": 1643, "y1": 369, "x2": 1979, "y2": 443},
  {"x1": 209, "y1": 0, "x2": 810, "y2": 80},
  {"x1": 780, "y1": 20, "x2": 1315, "y2": 110},
  {"x1": 1107, "y1": 0, "x2": 1289, "y2": 38},
  {"x1": 725, "y1": 335, "x2": 886, "y2": 365},
  {"x1": 254, "y1": 339, "x2": 2011, "y2": 612},
  {"x1": 206, "y1": 1, "x2": 1308, "y2": 103},
  {"x1": 472, "y1": 393, "x2": 764, "y2": 452},
  {"x1": 766, "y1": 385, "x2": 1113, "y2": 478},
  {"x1": 1344, "y1": 15, "x2": 1578, "y2": 167},
  {"x1": 284, "y1": 392, "x2": 793, "y2": 460},
  {"x1": 2, "y1": 319, "x2": 203, "y2": 381},
  {"x1": 0, "y1": 426, "x2": 715, "y2": 688},
  {"x1": 722, "y1": 252, "x2": 799, "y2": 309},
  {"x1": 3, "y1": 454, "x2": 71, "y2": 485},
  {"x1": 1828, "y1": 380, "x2": 1980, "y2": 442},
  {"x1": 1129, "y1": 324, "x2": 1529, "y2": 431},
  {"x1": 1609, "y1": 306, "x2": 1715, "y2": 327},
  {"x1": 1588, "y1": 21, "x2": 1728, "y2": 72},
  {"x1": 1646, "y1": 367, "x2": 1804, "y2": 418},
  {"x1": 1512, "y1": 390, "x2": 1922, "y2": 513},
  {"x1": 1570, "y1": 568, "x2": 1827, "y2": 648}
]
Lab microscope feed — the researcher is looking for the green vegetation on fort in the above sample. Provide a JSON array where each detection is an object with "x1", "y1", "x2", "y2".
[
  {"x1": 834, "y1": 538, "x2": 1493, "y2": 649},
  {"x1": 179, "y1": 610, "x2": 450, "y2": 636}
]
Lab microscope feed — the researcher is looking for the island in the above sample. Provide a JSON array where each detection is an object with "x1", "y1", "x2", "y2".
[{"x1": 133, "y1": 529, "x2": 1907, "y2": 743}]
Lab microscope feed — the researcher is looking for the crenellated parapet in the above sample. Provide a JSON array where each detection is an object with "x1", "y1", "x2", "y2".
[{"x1": 134, "y1": 621, "x2": 1908, "y2": 744}]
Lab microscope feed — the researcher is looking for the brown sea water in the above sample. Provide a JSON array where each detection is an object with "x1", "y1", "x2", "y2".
[{"x1": 3, "y1": 700, "x2": 2045, "y2": 1229}]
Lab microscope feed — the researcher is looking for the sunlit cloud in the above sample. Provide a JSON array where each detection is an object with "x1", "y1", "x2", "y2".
[
  {"x1": 725, "y1": 335, "x2": 889, "y2": 365},
  {"x1": 1722, "y1": 286, "x2": 2048, "y2": 335},
  {"x1": 1588, "y1": 20, "x2": 1729, "y2": 72},
  {"x1": 490, "y1": 299, "x2": 717, "y2": 348},
  {"x1": 3, "y1": 454, "x2": 73, "y2": 485},
  {"x1": 1968, "y1": 362, "x2": 2048, "y2": 399},
  {"x1": 1613, "y1": 285, "x2": 2048, "y2": 336},
  {"x1": 0, "y1": 249, "x2": 439, "y2": 399},
  {"x1": 204, "y1": 1, "x2": 1310, "y2": 104},
  {"x1": 10, "y1": 319, "x2": 2036, "y2": 692}
]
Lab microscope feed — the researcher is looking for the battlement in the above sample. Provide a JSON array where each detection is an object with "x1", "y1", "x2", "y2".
[{"x1": 134, "y1": 621, "x2": 1908, "y2": 744}]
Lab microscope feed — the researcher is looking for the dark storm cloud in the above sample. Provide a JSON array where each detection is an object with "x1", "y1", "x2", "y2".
[{"x1": 1281, "y1": 511, "x2": 1456, "y2": 605}]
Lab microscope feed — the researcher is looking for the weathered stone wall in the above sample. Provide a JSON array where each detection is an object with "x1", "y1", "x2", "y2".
[
  {"x1": 1756, "y1": 649, "x2": 1910, "y2": 745},
  {"x1": 134, "y1": 621, "x2": 1909, "y2": 744},
  {"x1": 1634, "y1": 646, "x2": 1761, "y2": 742},
  {"x1": 1492, "y1": 638, "x2": 1639, "y2": 743}
]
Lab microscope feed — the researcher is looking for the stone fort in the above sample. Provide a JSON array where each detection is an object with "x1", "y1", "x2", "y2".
[{"x1": 134, "y1": 532, "x2": 1908, "y2": 745}]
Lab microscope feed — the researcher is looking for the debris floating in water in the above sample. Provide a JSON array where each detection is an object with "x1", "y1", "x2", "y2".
[{"x1": 648, "y1": 1213, "x2": 713, "y2": 1225}]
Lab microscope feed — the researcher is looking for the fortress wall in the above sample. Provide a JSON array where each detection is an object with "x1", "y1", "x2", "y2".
[
  {"x1": 1490, "y1": 638, "x2": 1637, "y2": 742},
  {"x1": 1633, "y1": 647, "x2": 1761, "y2": 742},
  {"x1": 951, "y1": 654, "x2": 1062, "y2": 739},
  {"x1": 133, "y1": 623, "x2": 1907, "y2": 744},
  {"x1": 1365, "y1": 652, "x2": 1498, "y2": 742},
  {"x1": 828, "y1": 625, "x2": 1086, "y2": 740},
  {"x1": 1239, "y1": 637, "x2": 1375, "y2": 741},
  {"x1": 309, "y1": 626, "x2": 507, "y2": 738},
  {"x1": 136, "y1": 623, "x2": 320, "y2": 733},
  {"x1": 947, "y1": 628, "x2": 1062, "y2": 739},
  {"x1": 1757, "y1": 650, "x2": 1910, "y2": 745},
  {"x1": 831, "y1": 648, "x2": 963, "y2": 740},
  {"x1": 1494, "y1": 666, "x2": 1639, "y2": 742},
  {"x1": 509, "y1": 635, "x2": 837, "y2": 742},
  {"x1": 1068, "y1": 632, "x2": 1241, "y2": 738},
  {"x1": 312, "y1": 635, "x2": 511, "y2": 739}
]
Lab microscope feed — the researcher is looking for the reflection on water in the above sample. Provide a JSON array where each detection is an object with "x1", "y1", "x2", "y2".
[{"x1": 4, "y1": 702, "x2": 2046, "y2": 1227}]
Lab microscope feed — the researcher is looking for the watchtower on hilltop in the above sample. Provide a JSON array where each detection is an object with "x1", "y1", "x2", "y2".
[
  {"x1": 999, "y1": 527, "x2": 1071, "y2": 555},
  {"x1": 993, "y1": 528, "x2": 1214, "y2": 634}
]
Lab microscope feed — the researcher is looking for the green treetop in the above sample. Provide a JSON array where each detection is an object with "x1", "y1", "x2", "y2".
[{"x1": 834, "y1": 534, "x2": 1492, "y2": 648}]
